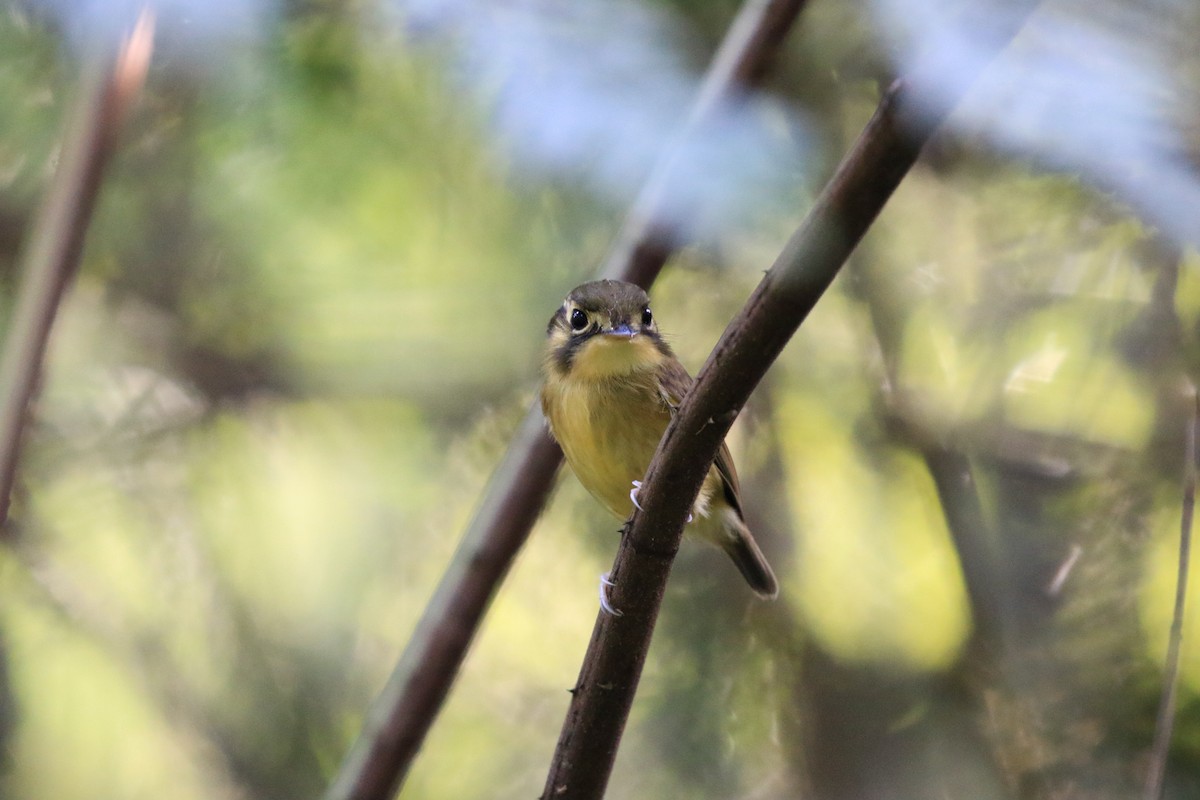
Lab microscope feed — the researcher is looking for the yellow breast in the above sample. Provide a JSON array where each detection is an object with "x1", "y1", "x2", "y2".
[
  {"x1": 541, "y1": 369, "x2": 676, "y2": 520},
  {"x1": 542, "y1": 329, "x2": 725, "y2": 524}
]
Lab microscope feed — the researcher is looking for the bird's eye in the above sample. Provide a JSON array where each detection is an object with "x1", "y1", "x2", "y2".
[
  {"x1": 570, "y1": 308, "x2": 588, "y2": 331},
  {"x1": 641, "y1": 307, "x2": 653, "y2": 326}
]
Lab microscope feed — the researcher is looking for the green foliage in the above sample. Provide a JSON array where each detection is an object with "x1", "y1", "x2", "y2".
[{"x1": 1, "y1": 1, "x2": 1197, "y2": 798}]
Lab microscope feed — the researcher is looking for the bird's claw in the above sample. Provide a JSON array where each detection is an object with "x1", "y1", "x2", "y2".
[
  {"x1": 631, "y1": 479, "x2": 693, "y2": 522},
  {"x1": 599, "y1": 571, "x2": 623, "y2": 616}
]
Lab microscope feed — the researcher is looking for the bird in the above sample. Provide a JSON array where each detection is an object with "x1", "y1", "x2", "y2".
[{"x1": 540, "y1": 278, "x2": 778, "y2": 607}]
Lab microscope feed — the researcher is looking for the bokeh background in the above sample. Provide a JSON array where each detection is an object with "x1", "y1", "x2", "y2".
[{"x1": 3, "y1": 0, "x2": 1200, "y2": 797}]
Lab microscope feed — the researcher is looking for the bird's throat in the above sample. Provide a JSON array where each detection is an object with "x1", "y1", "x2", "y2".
[{"x1": 567, "y1": 335, "x2": 666, "y2": 381}]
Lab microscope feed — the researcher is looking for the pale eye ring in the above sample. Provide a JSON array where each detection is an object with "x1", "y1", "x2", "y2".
[
  {"x1": 570, "y1": 308, "x2": 588, "y2": 331},
  {"x1": 641, "y1": 307, "x2": 653, "y2": 326}
]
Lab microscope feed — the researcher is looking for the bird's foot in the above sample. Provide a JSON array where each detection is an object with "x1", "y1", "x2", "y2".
[
  {"x1": 630, "y1": 479, "x2": 693, "y2": 522},
  {"x1": 599, "y1": 572, "x2": 623, "y2": 617}
]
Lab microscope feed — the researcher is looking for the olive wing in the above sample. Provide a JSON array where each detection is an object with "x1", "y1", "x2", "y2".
[{"x1": 655, "y1": 358, "x2": 745, "y2": 515}]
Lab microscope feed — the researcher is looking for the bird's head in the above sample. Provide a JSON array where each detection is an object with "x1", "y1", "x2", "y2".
[{"x1": 544, "y1": 279, "x2": 672, "y2": 381}]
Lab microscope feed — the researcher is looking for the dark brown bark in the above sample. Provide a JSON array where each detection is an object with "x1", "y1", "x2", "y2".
[
  {"x1": 322, "y1": 3, "x2": 811, "y2": 799},
  {"x1": 541, "y1": 3, "x2": 1041, "y2": 792}
]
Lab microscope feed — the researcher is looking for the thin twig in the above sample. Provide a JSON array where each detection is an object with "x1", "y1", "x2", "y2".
[
  {"x1": 1143, "y1": 385, "x2": 1198, "y2": 800},
  {"x1": 321, "y1": 3, "x2": 810, "y2": 799},
  {"x1": 541, "y1": 10, "x2": 1042, "y2": 799},
  {"x1": 0, "y1": 9, "x2": 154, "y2": 527}
]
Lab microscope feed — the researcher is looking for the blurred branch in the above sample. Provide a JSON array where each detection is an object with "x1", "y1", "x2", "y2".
[
  {"x1": 0, "y1": 10, "x2": 154, "y2": 528},
  {"x1": 325, "y1": 406, "x2": 561, "y2": 800},
  {"x1": 541, "y1": 12, "x2": 1041, "y2": 800},
  {"x1": 921, "y1": 447, "x2": 1007, "y2": 642},
  {"x1": 322, "y1": 3, "x2": 811, "y2": 799},
  {"x1": 601, "y1": 0, "x2": 807, "y2": 288},
  {"x1": 1143, "y1": 386, "x2": 1198, "y2": 800}
]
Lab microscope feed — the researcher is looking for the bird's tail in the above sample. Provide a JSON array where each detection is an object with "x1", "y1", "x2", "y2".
[{"x1": 720, "y1": 509, "x2": 779, "y2": 599}]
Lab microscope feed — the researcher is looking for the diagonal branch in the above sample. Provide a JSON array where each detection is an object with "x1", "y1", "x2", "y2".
[
  {"x1": 541, "y1": 9, "x2": 1041, "y2": 799},
  {"x1": 1143, "y1": 385, "x2": 1199, "y2": 800},
  {"x1": 600, "y1": 0, "x2": 809, "y2": 288},
  {"x1": 322, "y1": 3, "x2": 810, "y2": 799},
  {"x1": 0, "y1": 9, "x2": 155, "y2": 528}
]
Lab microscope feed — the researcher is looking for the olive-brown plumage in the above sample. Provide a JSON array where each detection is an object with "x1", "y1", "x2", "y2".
[{"x1": 540, "y1": 279, "x2": 778, "y2": 598}]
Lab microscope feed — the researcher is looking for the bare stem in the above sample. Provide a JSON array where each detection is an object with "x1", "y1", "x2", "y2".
[
  {"x1": 0, "y1": 9, "x2": 154, "y2": 527},
  {"x1": 541, "y1": 6, "x2": 1041, "y2": 796},
  {"x1": 1143, "y1": 385, "x2": 1198, "y2": 800},
  {"x1": 321, "y1": 3, "x2": 810, "y2": 799}
]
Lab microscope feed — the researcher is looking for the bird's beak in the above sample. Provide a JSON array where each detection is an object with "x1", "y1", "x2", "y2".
[{"x1": 603, "y1": 323, "x2": 637, "y2": 338}]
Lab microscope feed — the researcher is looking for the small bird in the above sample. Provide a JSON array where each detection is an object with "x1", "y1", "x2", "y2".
[{"x1": 540, "y1": 279, "x2": 778, "y2": 603}]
